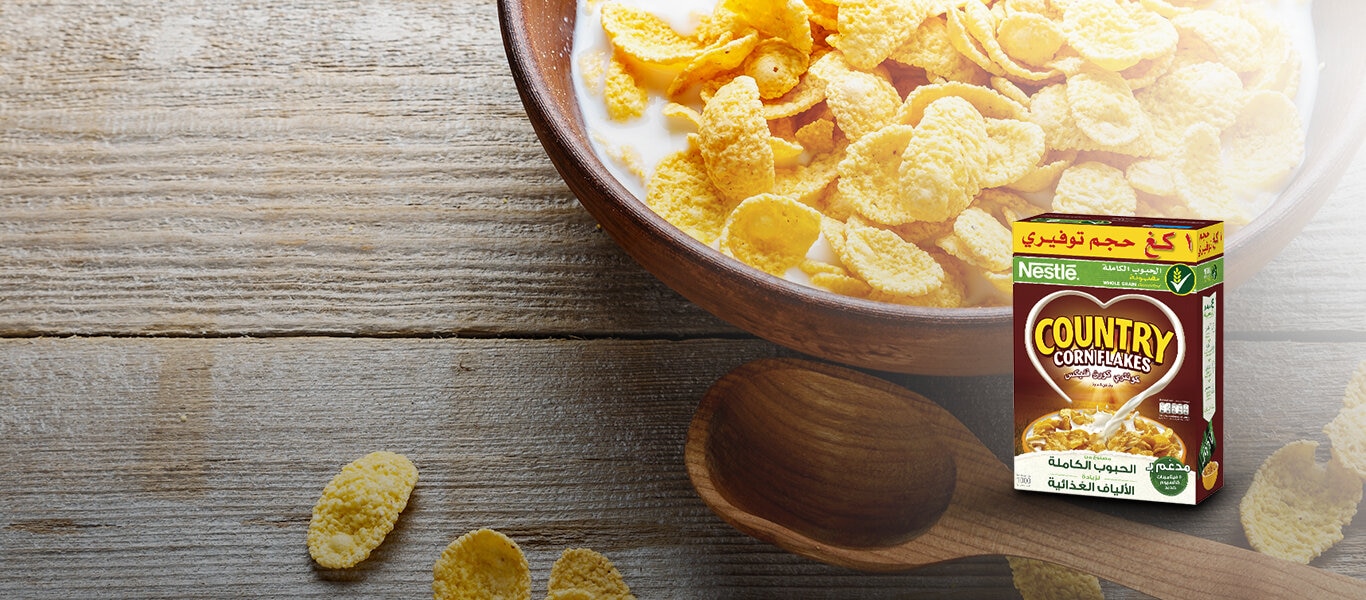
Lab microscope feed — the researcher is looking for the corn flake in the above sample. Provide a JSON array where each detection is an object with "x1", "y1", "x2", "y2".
[
  {"x1": 811, "y1": 270, "x2": 875, "y2": 297},
  {"x1": 547, "y1": 548, "x2": 636, "y2": 600},
  {"x1": 827, "y1": 70, "x2": 902, "y2": 141},
  {"x1": 770, "y1": 136, "x2": 805, "y2": 166},
  {"x1": 799, "y1": 256, "x2": 846, "y2": 277},
  {"x1": 646, "y1": 146, "x2": 733, "y2": 244},
  {"x1": 762, "y1": 78, "x2": 828, "y2": 120},
  {"x1": 307, "y1": 451, "x2": 418, "y2": 569},
  {"x1": 794, "y1": 117, "x2": 838, "y2": 154},
  {"x1": 819, "y1": 215, "x2": 849, "y2": 258},
  {"x1": 1004, "y1": 0, "x2": 1060, "y2": 18},
  {"x1": 997, "y1": 11, "x2": 1065, "y2": 68},
  {"x1": 841, "y1": 221, "x2": 945, "y2": 296},
  {"x1": 1221, "y1": 90, "x2": 1304, "y2": 190},
  {"x1": 762, "y1": 50, "x2": 845, "y2": 119},
  {"x1": 722, "y1": 0, "x2": 815, "y2": 55},
  {"x1": 1137, "y1": 61, "x2": 1245, "y2": 157},
  {"x1": 600, "y1": 2, "x2": 704, "y2": 64},
  {"x1": 981, "y1": 117, "x2": 1047, "y2": 189},
  {"x1": 819, "y1": 183, "x2": 858, "y2": 222},
  {"x1": 974, "y1": 269, "x2": 1007, "y2": 298},
  {"x1": 717, "y1": 193, "x2": 824, "y2": 277},
  {"x1": 1323, "y1": 361, "x2": 1366, "y2": 479},
  {"x1": 432, "y1": 529, "x2": 531, "y2": 600},
  {"x1": 1170, "y1": 10, "x2": 1263, "y2": 73},
  {"x1": 990, "y1": 76, "x2": 1032, "y2": 108},
  {"x1": 1007, "y1": 557, "x2": 1105, "y2": 600},
  {"x1": 1028, "y1": 82, "x2": 1152, "y2": 156},
  {"x1": 1241, "y1": 8, "x2": 1301, "y2": 97},
  {"x1": 938, "y1": 207, "x2": 1012, "y2": 272},
  {"x1": 1120, "y1": 51, "x2": 1176, "y2": 90},
  {"x1": 1125, "y1": 158, "x2": 1177, "y2": 197},
  {"x1": 831, "y1": 0, "x2": 934, "y2": 70},
  {"x1": 661, "y1": 102, "x2": 702, "y2": 129},
  {"x1": 700, "y1": 76, "x2": 776, "y2": 201},
  {"x1": 901, "y1": 81, "x2": 1028, "y2": 127},
  {"x1": 975, "y1": 188, "x2": 1044, "y2": 224},
  {"x1": 605, "y1": 54, "x2": 648, "y2": 121},
  {"x1": 1137, "y1": 0, "x2": 1197, "y2": 19},
  {"x1": 890, "y1": 16, "x2": 991, "y2": 85},
  {"x1": 577, "y1": 49, "x2": 610, "y2": 98},
  {"x1": 1007, "y1": 148, "x2": 1077, "y2": 193},
  {"x1": 836, "y1": 123, "x2": 917, "y2": 225},
  {"x1": 1325, "y1": 404, "x2": 1366, "y2": 481},
  {"x1": 959, "y1": 0, "x2": 1058, "y2": 82},
  {"x1": 743, "y1": 38, "x2": 810, "y2": 100},
  {"x1": 869, "y1": 248, "x2": 966, "y2": 307},
  {"x1": 692, "y1": 4, "x2": 748, "y2": 45},
  {"x1": 806, "y1": 0, "x2": 839, "y2": 30},
  {"x1": 1173, "y1": 123, "x2": 1246, "y2": 225},
  {"x1": 1061, "y1": 0, "x2": 1178, "y2": 72},
  {"x1": 668, "y1": 32, "x2": 762, "y2": 99},
  {"x1": 1053, "y1": 161, "x2": 1137, "y2": 216},
  {"x1": 945, "y1": 2, "x2": 1004, "y2": 77},
  {"x1": 894, "y1": 217, "x2": 955, "y2": 246},
  {"x1": 1239, "y1": 441, "x2": 1363, "y2": 565},
  {"x1": 897, "y1": 97, "x2": 989, "y2": 223},
  {"x1": 774, "y1": 146, "x2": 844, "y2": 206},
  {"x1": 1066, "y1": 67, "x2": 1154, "y2": 147}
]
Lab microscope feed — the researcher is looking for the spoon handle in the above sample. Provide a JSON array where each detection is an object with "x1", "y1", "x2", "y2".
[{"x1": 988, "y1": 492, "x2": 1366, "y2": 599}]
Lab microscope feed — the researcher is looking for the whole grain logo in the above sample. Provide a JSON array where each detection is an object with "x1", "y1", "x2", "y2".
[{"x1": 1166, "y1": 264, "x2": 1196, "y2": 295}]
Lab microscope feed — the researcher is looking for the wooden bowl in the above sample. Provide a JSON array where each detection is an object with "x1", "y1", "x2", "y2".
[{"x1": 498, "y1": 0, "x2": 1366, "y2": 375}]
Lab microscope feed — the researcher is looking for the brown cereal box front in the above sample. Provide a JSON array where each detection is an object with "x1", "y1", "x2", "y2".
[{"x1": 1013, "y1": 214, "x2": 1223, "y2": 504}]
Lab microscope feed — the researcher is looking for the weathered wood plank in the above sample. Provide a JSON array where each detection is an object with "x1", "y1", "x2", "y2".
[
  {"x1": 2, "y1": 337, "x2": 1364, "y2": 598},
  {"x1": 1228, "y1": 144, "x2": 1366, "y2": 338},
  {"x1": 0, "y1": 0, "x2": 725, "y2": 337},
  {"x1": 0, "y1": 337, "x2": 1017, "y2": 599}
]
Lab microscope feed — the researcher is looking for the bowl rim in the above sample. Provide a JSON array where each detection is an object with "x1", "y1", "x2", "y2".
[{"x1": 498, "y1": 0, "x2": 1366, "y2": 327}]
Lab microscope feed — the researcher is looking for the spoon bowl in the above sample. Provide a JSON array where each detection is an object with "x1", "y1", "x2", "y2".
[
  {"x1": 701, "y1": 366, "x2": 956, "y2": 548},
  {"x1": 686, "y1": 358, "x2": 1366, "y2": 599}
]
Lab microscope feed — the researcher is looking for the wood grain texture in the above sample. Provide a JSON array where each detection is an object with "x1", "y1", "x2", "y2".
[
  {"x1": 0, "y1": 337, "x2": 1018, "y2": 599},
  {"x1": 0, "y1": 0, "x2": 727, "y2": 337},
  {"x1": 1, "y1": 337, "x2": 1365, "y2": 599}
]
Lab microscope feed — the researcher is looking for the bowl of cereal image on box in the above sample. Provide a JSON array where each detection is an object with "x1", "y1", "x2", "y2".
[
  {"x1": 499, "y1": 0, "x2": 1366, "y2": 375},
  {"x1": 1021, "y1": 408, "x2": 1185, "y2": 462}
]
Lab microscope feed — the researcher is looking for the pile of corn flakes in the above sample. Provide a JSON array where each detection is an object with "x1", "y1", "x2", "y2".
[
  {"x1": 579, "y1": 0, "x2": 1306, "y2": 307},
  {"x1": 1024, "y1": 407, "x2": 1182, "y2": 457}
]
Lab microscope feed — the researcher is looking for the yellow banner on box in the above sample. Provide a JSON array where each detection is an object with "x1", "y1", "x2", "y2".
[{"x1": 1013, "y1": 219, "x2": 1223, "y2": 263}]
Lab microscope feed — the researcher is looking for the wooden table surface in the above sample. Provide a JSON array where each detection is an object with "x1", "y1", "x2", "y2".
[{"x1": 2, "y1": 1, "x2": 1364, "y2": 598}]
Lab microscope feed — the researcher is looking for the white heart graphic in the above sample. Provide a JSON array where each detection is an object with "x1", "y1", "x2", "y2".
[{"x1": 1023, "y1": 290, "x2": 1185, "y2": 437}]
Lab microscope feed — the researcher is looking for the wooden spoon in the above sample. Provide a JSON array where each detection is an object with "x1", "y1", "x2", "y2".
[{"x1": 685, "y1": 358, "x2": 1366, "y2": 599}]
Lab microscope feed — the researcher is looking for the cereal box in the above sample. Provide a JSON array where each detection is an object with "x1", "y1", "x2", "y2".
[{"x1": 1013, "y1": 214, "x2": 1223, "y2": 504}]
